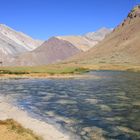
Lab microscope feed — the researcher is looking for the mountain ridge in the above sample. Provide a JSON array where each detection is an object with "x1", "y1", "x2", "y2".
[
  {"x1": 0, "y1": 24, "x2": 43, "y2": 65},
  {"x1": 0, "y1": 24, "x2": 43, "y2": 51},
  {"x1": 64, "y1": 5, "x2": 140, "y2": 68},
  {"x1": 1, "y1": 5, "x2": 139, "y2": 68},
  {"x1": 0, "y1": 25, "x2": 111, "y2": 66},
  {"x1": 56, "y1": 28, "x2": 112, "y2": 51}
]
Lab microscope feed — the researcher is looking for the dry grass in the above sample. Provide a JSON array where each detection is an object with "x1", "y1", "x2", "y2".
[
  {"x1": 81, "y1": 64, "x2": 140, "y2": 72},
  {"x1": 58, "y1": 62, "x2": 140, "y2": 72},
  {"x1": 0, "y1": 63, "x2": 140, "y2": 79},
  {"x1": 0, "y1": 119, "x2": 42, "y2": 140}
]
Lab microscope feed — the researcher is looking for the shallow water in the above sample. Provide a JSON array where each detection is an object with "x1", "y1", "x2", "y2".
[{"x1": 0, "y1": 71, "x2": 140, "y2": 140}]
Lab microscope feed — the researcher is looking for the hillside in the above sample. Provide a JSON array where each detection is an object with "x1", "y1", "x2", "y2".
[
  {"x1": 0, "y1": 24, "x2": 42, "y2": 51},
  {"x1": 66, "y1": 5, "x2": 140, "y2": 70},
  {"x1": 0, "y1": 24, "x2": 43, "y2": 65}
]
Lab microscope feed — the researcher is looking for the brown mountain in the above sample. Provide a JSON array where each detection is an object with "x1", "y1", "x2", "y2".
[
  {"x1": 67, "y1": 5, "x2": 140, "y2": 70},
  {"x1": 13, "y1": 37, "x2": 80, "y2": 66}
]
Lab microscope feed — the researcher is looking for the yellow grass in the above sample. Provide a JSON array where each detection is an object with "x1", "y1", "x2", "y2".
[{"x1": 0, "y1": 119, "x2": 42, "y2": 140}]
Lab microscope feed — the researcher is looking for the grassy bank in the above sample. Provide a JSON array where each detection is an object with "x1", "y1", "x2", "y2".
[
  {"x1": 0, "y1": 63, "x2": 139, "y2": 79},
  {"x1": 0, "y1": 65, "x2": 89, "y2": 75},
  {"x1": 81, "y1": 64, "x2": 140, "y2": 72},
  {"x1": 0, "y1": 119, "x2": 42, "y2": 140}
]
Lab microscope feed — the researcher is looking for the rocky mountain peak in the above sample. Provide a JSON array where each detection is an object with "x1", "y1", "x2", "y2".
[
  {"x1": 115, "y1": 5, "x2": 140, "y2": 30},
  {"x1": 128, "y1": 5, "x2": 140, "y2": 19}
]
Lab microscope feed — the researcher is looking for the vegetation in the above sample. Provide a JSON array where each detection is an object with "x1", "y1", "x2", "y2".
[
  {"x1": 0, "y1": 70, "x2": 29, "y2": 75},
  {"x1": 0, "y1": 63, "x2": 140, "y2": 78},
  {"x1": 0, "y1": 65, "x2": 89, "y2": 75},
  {"x1": 0, "y1": 119, "x2": 42, "y2": 140}
]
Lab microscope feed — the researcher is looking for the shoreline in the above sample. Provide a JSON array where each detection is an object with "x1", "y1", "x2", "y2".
[
  {"x1": 0, "y1": 73, "x2": 99, "y2": 79},
  {"x1": 0, "y1": 64, "x2": 140, "y2": 79},
  {"x1": 0, "y1": 96, "x2": 70, "y2": 140}
]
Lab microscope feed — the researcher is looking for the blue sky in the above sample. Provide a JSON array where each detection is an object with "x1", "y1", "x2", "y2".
[{"x1": 0, "y1": 0, "x2": 139, "y2": 40}]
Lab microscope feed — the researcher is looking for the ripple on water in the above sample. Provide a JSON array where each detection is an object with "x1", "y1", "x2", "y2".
[
  {"x1": 85, "y1": 98, "x2": 99, "y2": 104},
  {"x1": 0, "y1": 71, "x2": 140, "y2": 140}
]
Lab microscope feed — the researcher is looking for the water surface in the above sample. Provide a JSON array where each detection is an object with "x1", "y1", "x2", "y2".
[{"x1": 0, "y1": 71, "x2": 140, "y2": 140}]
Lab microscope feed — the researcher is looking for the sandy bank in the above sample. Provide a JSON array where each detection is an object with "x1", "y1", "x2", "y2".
[{"x1": 0, "y1": 97, "x2": 70, "y2": 140}]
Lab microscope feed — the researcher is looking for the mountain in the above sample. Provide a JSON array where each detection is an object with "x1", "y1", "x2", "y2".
[
  {"x1": 0, "y1": 24, "x2": 43, "y2": 65},
  {"x1": 56, "y1": 28, "x2": 112, "y2": 51},
  {"x1": 84, "y1": 27, "x2": 112, "y2": 41},
  {"x1": 8, "y1": 27, "x2": 111, "y2": 66},
  {"x1": 67, "y1": 5, "x2": 140, "y2": 68},
  {"x1": 56, "y1": 36, "x2": 95, "y2": 51},
  {"x1": 12, "y1": 37, "x2": 80, "y2": 66}
]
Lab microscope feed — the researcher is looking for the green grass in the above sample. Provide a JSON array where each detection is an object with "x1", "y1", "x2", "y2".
[{"x1": 0, "y1": 65, "x2": 89, "y2": 75}]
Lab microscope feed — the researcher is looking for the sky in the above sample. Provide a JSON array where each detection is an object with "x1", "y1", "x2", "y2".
[{"x1": 0, "y1": 0, "x2": 139, "y2": 40}]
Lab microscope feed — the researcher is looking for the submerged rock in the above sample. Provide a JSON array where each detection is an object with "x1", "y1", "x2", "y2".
[
  {"x1": 82, "y1": 126, "x2": 106, "y2": 140},
  {"x1": 85, "y1": 98, "x2": 98, "y2": 104},
  {"x1": 117, "y1": 126, "x2": 140, "y2": 138},
  {"x1": 99, "y1": 104, "x2": 112, "y2": 112}
]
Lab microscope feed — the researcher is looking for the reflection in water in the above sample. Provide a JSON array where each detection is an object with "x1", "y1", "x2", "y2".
[{"x1": 0, "y1": 71, "x2": 140, "y2": 140}]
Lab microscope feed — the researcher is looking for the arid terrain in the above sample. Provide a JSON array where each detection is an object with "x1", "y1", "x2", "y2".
[
  {"x1": 0, "y1": 4, "x2": 140, "y2": 140},
  {"x1": 0, "y1": 119, "x2": 42, "y2": 140},
  {"x1": 64, "y1": 5, "x2": 140, "y2": 71}
]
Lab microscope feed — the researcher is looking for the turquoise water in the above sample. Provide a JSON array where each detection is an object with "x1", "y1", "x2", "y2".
[{"x1": 0, "y1": 71, "x2": 140, "y2": 140}]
